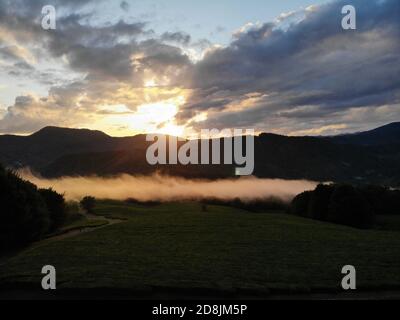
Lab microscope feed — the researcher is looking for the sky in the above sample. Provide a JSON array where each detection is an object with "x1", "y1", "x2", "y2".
[
  {"x1": 0, "y1": 0, "x2": 399, "y2": 137},
  {"x1": 97, "y1": 0, "x2": 328, "y2": 46}
]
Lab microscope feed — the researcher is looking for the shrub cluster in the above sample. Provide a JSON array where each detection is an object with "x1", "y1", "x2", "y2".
[{"x1": 289, "y1": 184, "x2": 400, "y2": 229}]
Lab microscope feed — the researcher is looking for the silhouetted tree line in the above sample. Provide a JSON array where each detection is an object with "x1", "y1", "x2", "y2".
[
  {"x1": 203, "y1": 197, "x2": 288, "y2": 212},
  {"x1": 0, "y1": 164, "x2": 66, "y2": 253},
  {"x1": 288, "y1": 184, "x2": 400, "y2": 229},
  {"x1": 125, "y1": 198, "x2": 161, "y2": 207}
]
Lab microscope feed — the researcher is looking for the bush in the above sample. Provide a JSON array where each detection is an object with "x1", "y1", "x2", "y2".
[
  {"x1": 80, "y1": 196, "x2": 96, "y2": 214},
  {"x1": 66, "y1": 200, "x2": 81, "y2": 215}
]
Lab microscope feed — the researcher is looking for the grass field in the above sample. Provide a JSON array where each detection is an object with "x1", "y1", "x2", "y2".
[{"x1": 1, "y1": 200, "x2": 400, "y2": 298}]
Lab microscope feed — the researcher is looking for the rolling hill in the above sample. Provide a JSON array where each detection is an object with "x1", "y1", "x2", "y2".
[
  {"x1": 324, "y1": 122, "x2": 400, "y2": 146},
  {"x1": 1, "y1": 123, "x2": 400, "y2": 185},
  {"x1": 1, "y1": 200, "x2": 400, "y2": 297}
]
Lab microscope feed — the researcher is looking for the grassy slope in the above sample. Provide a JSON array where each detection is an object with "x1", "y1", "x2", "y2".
[{"x1": 0, "y1": 200, "x2": 400, "y2": 294}]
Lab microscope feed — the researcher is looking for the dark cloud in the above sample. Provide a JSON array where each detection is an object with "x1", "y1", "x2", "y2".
[
  {"x1": 0, "y1": 45, "x2": 29, "y2": 63},
  {"x1": 13, "y1": 62, "x2": 34, "y2": 70},
  {"x1": 0, "y1": 0, "x2": 190, "y2": 83},
  {"x1": 38, "y1": 16, "x2": 187, "y2": 84},
  {"x1": 161, "y1": 31, "x2": 191, "y2": 45},
  {"x1": 120, "y1": 1, "x2": 130, "y2": 12},
  {"x1": 1, "y1": 0, "x2": 399, "y2": 136},
  {"x1": 180, "y1": 0, "x2": 400, "y2": 133},
  {"x1": 3, "y1": 0, "x2": 98, "y2": 12},
  {"x1": 0, "y1": 0, "x2": 193, "y2": 133}
]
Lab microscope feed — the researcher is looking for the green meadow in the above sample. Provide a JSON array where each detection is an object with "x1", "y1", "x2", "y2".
[{"x1": 1, "y1": 200, "x2": 400, "y2": 297}]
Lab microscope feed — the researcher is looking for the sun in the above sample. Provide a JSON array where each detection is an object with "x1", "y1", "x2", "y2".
[
  {"x1": 94, "y1": 93, "x2": 187, "y2": 137},
  {"x1": 144, "y1": 79, "x2": 157, "y2": 88},
  {"x1": 156, "y1": 122, "x2": 185, "y2": 137},
  {"x1": 123, "y1": 97, "x2": 186, "y2": 137}
]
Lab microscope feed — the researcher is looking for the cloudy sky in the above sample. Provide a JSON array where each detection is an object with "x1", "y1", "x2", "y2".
[{"x1": 0, "y1": 0, "x2": 399, "y2": 137}]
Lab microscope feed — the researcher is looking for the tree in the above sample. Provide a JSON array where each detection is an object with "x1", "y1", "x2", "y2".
[
  {"x1": 308, "y1": 184, "x2": 334, "y2": 220},
  {"x1": 289, "y1": 191, "x2": 312, "y2": 217},
  {"x1": 0, "y1": 165, "x2": 50, "y2": 252},
  {"x1": 80, "y1": 196, "x2": 96, "y2": 214},
  {"x1": 288, "y1": 183, "x2": 377, "y2": 229},
  {"x1": 328, "y1": 185, "x2": 375, "y2": 229},
  {"x1": 39, "y1": 188, "x2": 67, "y2": 232}
]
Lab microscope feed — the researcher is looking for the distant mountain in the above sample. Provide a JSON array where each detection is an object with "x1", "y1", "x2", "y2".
[
  {"x1": 324, "y1": 122, "x2": 400, "y2": 146},
  {"x1": 254, "y1": 133, "x2": 400, "y2": 185},
  {"x1": 0, "y1": 126, "x2": 147, "y2": 169},
  {"x1": 1, "y1": 123, "x2": 400, "y2": 186}
]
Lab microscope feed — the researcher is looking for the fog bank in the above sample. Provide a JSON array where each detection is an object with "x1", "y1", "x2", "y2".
[{"x1": 19, "y1": 169, "x2": 318, "y2": 202}]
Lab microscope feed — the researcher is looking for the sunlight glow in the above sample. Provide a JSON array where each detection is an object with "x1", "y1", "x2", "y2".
[
  {"x1": 137, "y1": 98, "x2": 185, "y2": 137},
  {"x1": 144, "y1": 79, "x2": 157, "y2": 88}
]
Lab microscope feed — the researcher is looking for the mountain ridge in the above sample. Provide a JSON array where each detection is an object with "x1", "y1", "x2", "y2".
[
  {"x1": 3, "y1": 121, "x2": 400, "y2": 143},
  {"x1": 323, "y1": 122, "x2": 400, "y2": 146},
  {"x1": 1, "y1": 122, "x2": 400, "y2": 185}
]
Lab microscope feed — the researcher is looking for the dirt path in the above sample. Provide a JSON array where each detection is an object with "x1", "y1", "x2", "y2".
[
  {"x1": 48, "y1": 214, "x2": 125, "y2": 241},
  {"x1": 0, "y1": 214, "x2": 125, "y2": 266}
]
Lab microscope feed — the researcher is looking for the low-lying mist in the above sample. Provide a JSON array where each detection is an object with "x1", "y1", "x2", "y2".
[{"x1": 19, "y1": 169, "x2": 318, "y2": 202}]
